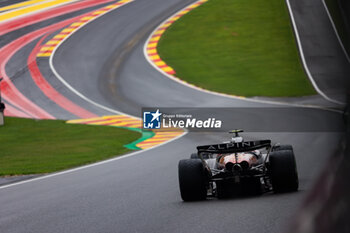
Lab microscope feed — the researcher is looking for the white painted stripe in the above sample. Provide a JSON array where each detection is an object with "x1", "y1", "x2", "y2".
[
  {"x1": 0, "y1": 130, "x2": 187, "y2": 190},
  {"x1": 49, "y1": 0, "x2": 137, "y2": 119},
  {"x1": 143, "y1": 0, "x2": 345, "y2": 109},
  {"x1": 285, "y1": 0, "x2": 344, "y2": 105},
  {"x1": 0, "y1": 0, "x2": 80, "y2": 24},
  {"x1": 0, "y1": 0, "x2": 341, "y2": 190},
  {"x1": 321, "y1": 0, "x2": 350, "y2": 64},
  {"x1": 0, "y1": 0, "x2": 189, "y2": 191}
]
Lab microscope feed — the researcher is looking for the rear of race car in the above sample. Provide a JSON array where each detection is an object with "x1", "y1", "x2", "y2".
[{"x1": 178, "y1": 138, "x2": 299, "y2": 201}]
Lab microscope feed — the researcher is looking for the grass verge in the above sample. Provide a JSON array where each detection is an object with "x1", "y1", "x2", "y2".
[
  {"x1": 0, "y1": 117, "x2": 140, "y2": 176},
  {"x1": 157, "y1": 0, "x2": 316, "y2": 97}
]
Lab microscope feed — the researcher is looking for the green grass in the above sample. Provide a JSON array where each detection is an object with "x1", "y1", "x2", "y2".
[
  {"x1": 325, "y1": 0, "x2": 350, "y2": 57},
  {"x1": 0, "y1": 117, "x2": 140, "y2": 175},
  {"x1": 157, "y1": 0, "x2": 316, "y2": 97}
]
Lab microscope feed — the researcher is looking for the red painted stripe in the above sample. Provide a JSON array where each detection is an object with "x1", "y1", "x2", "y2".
[
  {"x1": 116, "y1": 123, "x2": 141, "y2": 128},
  {"x1": 3, "y1": 103, "x2": 32, "y2": 118},
  {"x1": 0, "y1": 0, "x2": 131, "y2": 119},
  {"x1": 72, "y1": 119, "x2": 106, "y2": 124},
  {"x1": 0, "y1": 52, "x2": 55, "y2": 118},
  {"x1": 80, "y1": 18, "x2": 92, "y2": 22},
  {"x1": 97, "y1": 122, "x2": 116, "y2": 126},
  {"x1": 49, "y1": 39, "x2": 64, "y2": 43},
  {"x1": 138, "y1": 140, "x2": 167, "y2": 145},
  {"x1": 28, "y1": 36, "x2": 97, "y2": 119},
  {"x1": 157, "y1": 64, "x2": 168, "y2": 68},
  {"x1": 0, "y1": 11, "x2": 93, "y2": 119},
  {"x1": 0, "y1": 0, "x2": 116, "y2": 36},
  {"x1": 101, "y1": 119, "x2": 140, "y2": 125},
  {"x1": 75, "y1": 116, "x2": 139, "y2": 125}
]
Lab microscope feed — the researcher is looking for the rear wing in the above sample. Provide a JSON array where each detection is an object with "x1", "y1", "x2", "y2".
[{"x1": 197, "y1": 140, "x2": 271, "y2": 154}]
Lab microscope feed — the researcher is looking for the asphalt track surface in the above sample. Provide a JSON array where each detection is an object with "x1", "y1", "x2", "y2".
[
  {"x1": 0, "y1": 0, "x2": 26, "y2": 8},
  {"x1": 0, "y1": 0, "x2": 347, "y2": 232},
  {"x1": 288, "y1": 0, "x2": 350, "y2": 103}
]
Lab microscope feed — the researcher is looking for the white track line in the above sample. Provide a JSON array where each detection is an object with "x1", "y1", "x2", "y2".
[
  {"x1": 321, "y1": 0, "x2": 350, "y2": 64},
  {"x1": 49, "y1": 0, "x2": 137, "y2": 119},
  {"x1": 285, "y1": 0, "x2": 344, "y2": 105},
  {"x1": 0, "y1": 0, "x2": 188, "y2": 190},
  {"x1": 0, "y1": 0, "x2": 342, "y2": 190},
  {"x1": 143, "y1": 0, "x2": 345, "y2": 108},
  {"x1": 0, "y1": 131, "x2": 187, "y2": 190}
]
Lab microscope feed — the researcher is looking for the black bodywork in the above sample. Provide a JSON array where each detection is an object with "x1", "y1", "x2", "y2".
[
  {"x1": 198, "y1": 140, "x2": 272, "y2": 197},
  {"x1": 178, "y1": 137, "x2": 298, "y2": 201}
]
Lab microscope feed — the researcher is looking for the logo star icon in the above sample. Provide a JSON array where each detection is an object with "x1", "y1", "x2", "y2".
[{"x1": 151, "y1": 109, "x2": 162, "y2": 122}]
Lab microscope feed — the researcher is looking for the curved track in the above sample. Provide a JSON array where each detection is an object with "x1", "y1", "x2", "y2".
[{"x1": 0, "y1": 0, "x2": 346, "y2": 232}]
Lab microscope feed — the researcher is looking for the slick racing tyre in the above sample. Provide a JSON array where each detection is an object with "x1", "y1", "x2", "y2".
[
  {"x1": 272, "y1": 144, "x2": 293, "y2": 152},
  {"x1": 190, "y1": 153, "x2": 209, "y2": 159},
  {"x1": 178, "y1": 159, "x2": 208, "y2": 201},
  {"x1": 269, "y1": 150, "x2": 299, "y2": 193}
]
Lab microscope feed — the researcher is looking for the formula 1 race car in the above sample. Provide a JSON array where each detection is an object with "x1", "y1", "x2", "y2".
[{"x1": 178, "y1": 130, "x2": 298, "y2": 201}]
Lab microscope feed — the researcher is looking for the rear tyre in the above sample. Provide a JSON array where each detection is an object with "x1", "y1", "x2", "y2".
[
  {"x1": 190, "y1": 153, "x2": 209, "y2": 159},
  {"x1": 190, "y1": 153, "x2": 199, "y2": 159},
  {"x1": 272, "y1": 144, "x2": 293, "y2": 152},
  {"x1": 178, "y1": 159, "x2": 208, "y2": 201},
  {"x1": 269, "y1": 150, "x2": 299, "y2": 193}
]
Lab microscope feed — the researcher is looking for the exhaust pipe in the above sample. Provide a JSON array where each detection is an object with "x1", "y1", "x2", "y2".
[
  {"x1": 225, "y1": 162, "x2": 242, "y2": 172},
  {"x1": 240, "y1": 161, "x2": 250, "y2": 170},
  {"x1": 232, "y1": 164, "x2": 242, "y2": 172},
  {"x1": 225, "y1": 162, "x2": 233, "y2": 171}
]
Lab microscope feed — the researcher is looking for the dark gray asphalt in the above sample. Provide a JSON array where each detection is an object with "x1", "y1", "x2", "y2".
[
  {"x1": 5, "y1": 39, "x2": 78, "y2": 119},
  {"x1": 0, "y1": 0, "x2": 346, "y2": 232},
  {"x1": 2, "y1": 1, "x2": 121, "y2": 119},
  {"x1": 0, "y1": 0, "x2": 26, "y2": 8},
  {"x1": 288, "y1": 0, "x2": 350, "y2": 103},
  {"x1": 0, "y1": 132, "x2": 342, "y2": 233}
]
